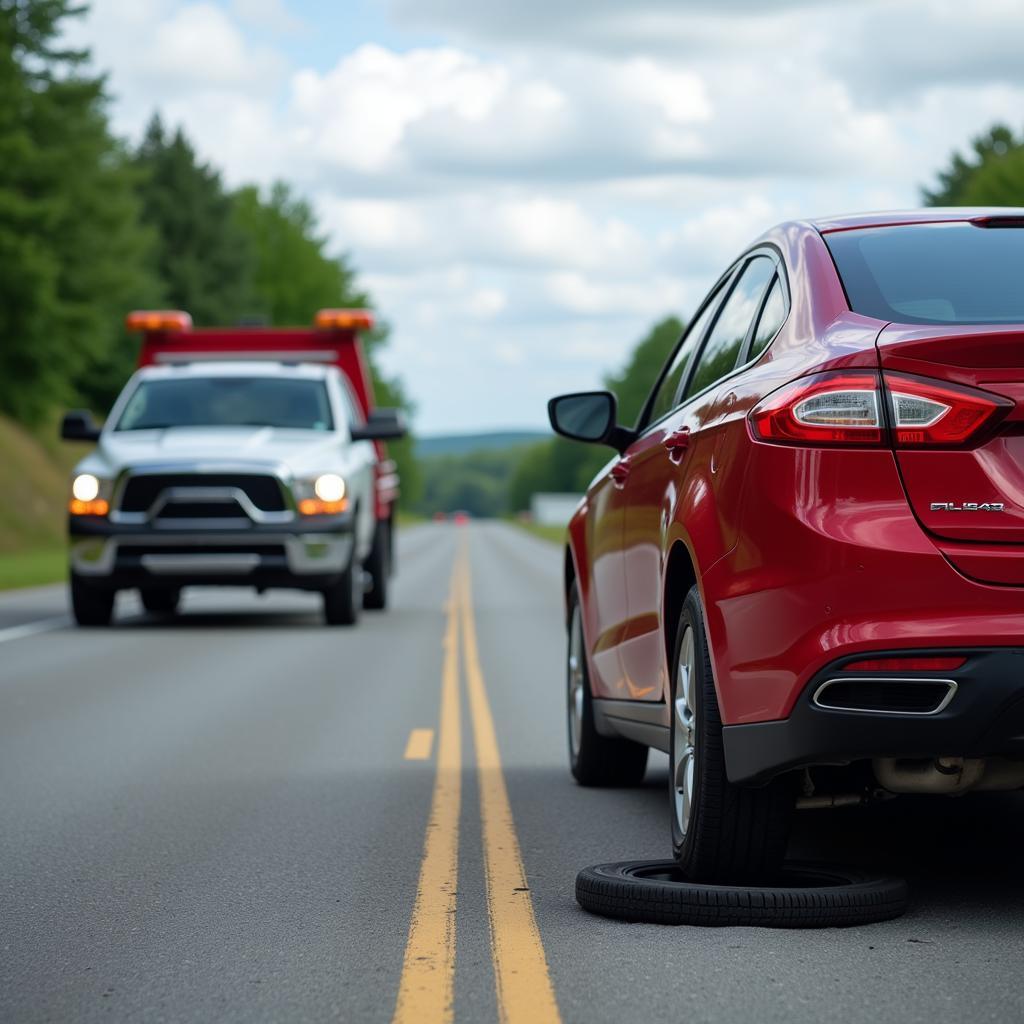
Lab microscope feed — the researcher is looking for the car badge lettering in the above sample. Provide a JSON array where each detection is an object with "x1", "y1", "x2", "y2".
[{"x1": 930, "y1": 501, "x2": 1005, "y2": 512}]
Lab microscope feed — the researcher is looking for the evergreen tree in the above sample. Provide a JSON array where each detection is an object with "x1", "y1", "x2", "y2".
[
  {"x1": 133, "y1": 115, "x2": 253, "y2": 327},
  {"x1": 923, "y1": 124, "x2": 1024, "y2": 206},
  {"x1": 0, "y1": 0, "x2": 159, "y2": 422}
]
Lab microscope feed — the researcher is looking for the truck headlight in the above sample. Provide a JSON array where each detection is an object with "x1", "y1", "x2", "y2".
[
  {"x1": 314, "y1": 474, "x2": 346, "y2": 503},
  {"x1": 69, "y1": 474, "x2": 110, "y2": 516},
  {"x1": 296, "y1": 474, "x2": 348, "y2": 515}
]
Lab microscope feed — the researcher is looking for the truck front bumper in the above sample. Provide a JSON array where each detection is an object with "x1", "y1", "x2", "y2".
[{"x1": 70, "y1": 514, "x2": 355, "y2": 591}]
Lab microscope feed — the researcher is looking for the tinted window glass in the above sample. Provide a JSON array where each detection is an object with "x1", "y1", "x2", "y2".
[
  {"x1": 749, "y1": 276, "x2": 786, "y2": 360},
  {"x1": 826, "y1": 222, "x2": 1024, "y2": 325},
  {"x1": 644, "y1": 278, "x2": 729, "y2": 426},
  {"x1": 685, "y1": 256, "x2": 775, "y2": 399},
  {"x1": 116, "y1": 377, "x2": 334, "y2": 431}
]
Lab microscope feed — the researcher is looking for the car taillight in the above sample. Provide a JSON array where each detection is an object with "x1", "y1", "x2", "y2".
[
  {"x1": 749, "y1": 370, "x2": 1011, "y2": 449},
  {"x1": 885, "y1": 372, "x2": 1010, "y2": 448},
  {"x1": 748, "y1": 371, "x2": 883, "y2": 446}
]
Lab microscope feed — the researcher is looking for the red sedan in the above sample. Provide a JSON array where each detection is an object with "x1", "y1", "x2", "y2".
[{"x1": 549, "y1": 210, "x2": 1024, "y2": 882}]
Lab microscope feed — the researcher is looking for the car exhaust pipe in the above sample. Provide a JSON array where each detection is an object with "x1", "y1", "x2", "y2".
[{"x1": 873, "y1": 756, "x2": 1024, "y2": 794}]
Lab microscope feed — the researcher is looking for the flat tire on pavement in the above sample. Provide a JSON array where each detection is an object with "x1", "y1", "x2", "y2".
[{"x1": 575, "y1": 860, "x2": 908, "y2": 928}]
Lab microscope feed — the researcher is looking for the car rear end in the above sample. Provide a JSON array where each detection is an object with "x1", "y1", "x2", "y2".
[{"x1": 715, "y1": 214, "x2": 1024, "y2": 795}]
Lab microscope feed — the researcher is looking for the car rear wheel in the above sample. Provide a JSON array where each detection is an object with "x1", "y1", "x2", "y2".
[
  {"x1": 70, "y1": 573, "x2": 115, "y2": 627},
  {"x1": 671, "y1": 585, "x2": 794, "y2": 882},
  {"x1": 140, "y1": 588, "x2": 180, "y2": 615},
  {"x1": 363, "y1": 518, "x2": 390, "y2": 610},
  {"x1": 323, "y1": 545, "x2": 361, "y2": 626},
  {"x1": 567, "y1": 582, "x2": 648, "y2": 786}
]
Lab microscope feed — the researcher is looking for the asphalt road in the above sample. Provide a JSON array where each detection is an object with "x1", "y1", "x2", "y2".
[{"x1": 2, "y1": 521, "x2": 1023, "y2": 1023}]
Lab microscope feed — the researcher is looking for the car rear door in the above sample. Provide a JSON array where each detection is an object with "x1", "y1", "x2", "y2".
[{"x1": 616, "y1": 255, "x2": 777, "y2": 701}]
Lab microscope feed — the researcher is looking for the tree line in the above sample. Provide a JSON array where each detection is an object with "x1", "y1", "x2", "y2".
[{"x1": 0, "y1": 1, "x2": 418, "y2": 501}]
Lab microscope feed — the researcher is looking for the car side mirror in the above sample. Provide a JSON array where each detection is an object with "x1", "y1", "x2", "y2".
[
  {"x1": 351, "y1": 408, "x2": 407, "y2": 442},
  {"x1": 548, "y1": 391, "x2": 634, "y2": 452},
  {"x1": 61, "y1": 409, "x2": 102, "y2": 442}
]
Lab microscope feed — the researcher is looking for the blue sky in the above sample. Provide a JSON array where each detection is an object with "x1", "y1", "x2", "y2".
[{"x1": 76, "y1": 1, "x2": 1024, "y2": 434}]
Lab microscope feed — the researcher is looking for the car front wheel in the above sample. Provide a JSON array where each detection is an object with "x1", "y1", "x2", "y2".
[
  {"x1": 670, "y1": 584, "x2": 794, "y2": 883},
  {"x1": 567, "y1": 582, "x2": 648, "y2": 786}
]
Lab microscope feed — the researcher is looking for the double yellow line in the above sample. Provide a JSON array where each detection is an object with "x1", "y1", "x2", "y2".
[{"x1": 393, "y1": 543, "x2": 561, "y2": 1024}]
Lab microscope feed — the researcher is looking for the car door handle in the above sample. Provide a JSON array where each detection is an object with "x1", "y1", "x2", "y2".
[
  {"x1": 662, "y1": 428, "x2": 691, "y2": 463},
  {"x1": 610, "y1": 457, "x2": 632, "y2": 487}
]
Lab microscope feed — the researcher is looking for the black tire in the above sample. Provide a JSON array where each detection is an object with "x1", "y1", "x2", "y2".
[
  {"x1": 576, "y1": 860, "x2": 909, "y2": 928},
  {"x1": 363, "y1": 519, "x2": 390, "y2": 611},
  {"x1": 323, "y1": 546, "x2": 361, "y2": 626},
  {"x1": 70, "y1": 573, "x2": 115, "y2": 627},
  {"x1": 670, "y1": 585, "x2": 794, "y2": 882},
  {"x1": 140, "y1": 588, "x2": 181, "y2": 615},
  {"x1": 567, "y1": 581, "x2": 648, "y2": 786}
]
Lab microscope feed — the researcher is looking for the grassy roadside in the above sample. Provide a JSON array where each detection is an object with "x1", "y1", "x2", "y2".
[
  {"x1": 0, "y1": 413, "x2": 80, "y2": 591},
  {"x1": 515, "y1": 522, "x2": 567, "y2": 545},
  {"x1": 0, "y1": 548, "x2": 67, "y2": 591}
]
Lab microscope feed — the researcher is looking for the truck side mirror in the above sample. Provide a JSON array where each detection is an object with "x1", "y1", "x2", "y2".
[
  {"x1": 351, "y1": 408, "x2": 407, "y2": 442},
  {"x1": 61, "y1": 410, "x2": 102, "y2": 442}
]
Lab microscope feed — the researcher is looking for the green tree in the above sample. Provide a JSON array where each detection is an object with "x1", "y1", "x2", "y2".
[
  {"x1": 923, "y1": 124, "x2": 1024, "y2": 206},
  {"x1": 133, "y1": 114, "x2": 253, "y2": 327},
  {"x1": 0, "y1": 0, "x2": 160, "y2": 422},
  {"x1": 605, "y1": 316, "x2": 683, "y2": 426}
]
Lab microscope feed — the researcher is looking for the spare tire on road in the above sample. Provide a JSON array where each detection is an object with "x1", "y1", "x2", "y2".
[{"x1": 576, "y1": 860, "x2": 908, "y2": 928}]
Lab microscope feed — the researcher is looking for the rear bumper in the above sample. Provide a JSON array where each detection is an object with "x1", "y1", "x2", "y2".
[
  {"x1": 69, "y1": 513, "x2": 354, "y2": 589},
  {"x1": 722, "y1": 647, "x2": 1024, "y2": 784}
]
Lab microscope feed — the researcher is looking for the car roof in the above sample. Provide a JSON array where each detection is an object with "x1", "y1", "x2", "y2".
[
  {"x1": 809, "y1": 208, "x2": 1024, "y2": 233},
  {"x1": 135, "y1": 360, "x2": 333, "y2": 381}
]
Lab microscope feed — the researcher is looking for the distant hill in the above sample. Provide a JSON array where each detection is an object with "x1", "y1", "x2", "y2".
[{"x1": 416, "y1": 430, "x2": 549, "y2": 458}]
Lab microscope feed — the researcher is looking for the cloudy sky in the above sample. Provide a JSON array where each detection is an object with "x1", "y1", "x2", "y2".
[{"x1": 75, "y1": 0, "x2": 1024, "y2": 434}]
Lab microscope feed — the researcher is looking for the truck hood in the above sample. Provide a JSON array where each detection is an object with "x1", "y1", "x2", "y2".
[{"x1": 79, "y1": 427, "x2": 342, "y2": 476}]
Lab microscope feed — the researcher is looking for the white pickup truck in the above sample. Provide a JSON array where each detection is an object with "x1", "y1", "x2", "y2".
[{"x1": 62, "y1": 359, "x2": 404, "y2": 627}]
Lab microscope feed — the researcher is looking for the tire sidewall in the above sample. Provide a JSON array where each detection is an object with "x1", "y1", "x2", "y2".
[
  {"x1": 566, "y1": 583, "x2": 584, "y2": 777},
  {"x1": 670, "y1": 587, "x2": 713, "y2": 866}
]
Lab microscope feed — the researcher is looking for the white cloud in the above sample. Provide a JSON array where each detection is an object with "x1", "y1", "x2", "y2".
[{"x1": 71, "y1": 1, "x2": 1024, "y2": 432}]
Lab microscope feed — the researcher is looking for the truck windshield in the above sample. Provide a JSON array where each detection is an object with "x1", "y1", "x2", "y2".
[
  {"x1": 825, "y1": 222, "x2": 1024, "y2": 325},
  {"x1": 115, "y1": 377, "x2": 334, "y2": 432}
]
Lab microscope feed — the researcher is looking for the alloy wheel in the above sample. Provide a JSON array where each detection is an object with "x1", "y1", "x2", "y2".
[{"x1": 672, "y1": 625, "x2": 697, "y2": 840}]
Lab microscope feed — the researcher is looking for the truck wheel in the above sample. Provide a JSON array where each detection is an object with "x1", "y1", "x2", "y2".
[
  {"x1": 363, "y1": 519, "x2": 390, "y2": 611},
  {"x1": 323, "y1": 547, "x2": 361, "y2": 626},
  {"x1": 70, "y1": 573, "x2": 115, "y2": 627},
  {"x1": 140, "y1": 588, "x2": 180, "y2": 616},
  {"x1": 567, "y1": 582, "x2": 648, "y2": 786},
  {"x1": 670, "y1": 585, "x2": 795, "y2": 883}
]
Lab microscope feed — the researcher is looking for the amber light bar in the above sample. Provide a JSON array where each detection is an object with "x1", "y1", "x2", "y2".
[
  {"x1": 314, "y1": 308, "x2": 375, "y2": 331},
  {"x1": 125, "y1": 310, "x2": 193, "y2": 332}
]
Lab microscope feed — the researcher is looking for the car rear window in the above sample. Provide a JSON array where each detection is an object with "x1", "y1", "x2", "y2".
[
  {"x1": 116, "y1": 377, "x2": 334, "y2": 431},
  {"x1": 825, "y1": 222, "x2": 1024, "y2": 325}
]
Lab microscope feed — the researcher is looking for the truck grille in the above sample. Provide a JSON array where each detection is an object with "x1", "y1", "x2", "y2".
[{"x1": 119, "y1": 474, "x2": 287, "y2": 513}]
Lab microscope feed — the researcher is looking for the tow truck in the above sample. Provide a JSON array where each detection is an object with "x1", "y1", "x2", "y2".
[{"x1": 61, "y1": 309, "x2": 405, "y2": 627}]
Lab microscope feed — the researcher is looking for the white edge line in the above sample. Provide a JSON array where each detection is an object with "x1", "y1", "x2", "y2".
[{"x1": 0, "y1": 616, "x2": 71, "y2": 644}]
